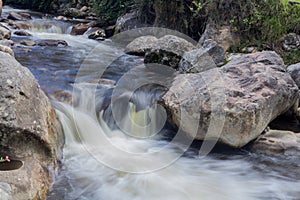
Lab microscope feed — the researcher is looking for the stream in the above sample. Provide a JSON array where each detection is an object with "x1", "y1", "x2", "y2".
[{"x1": 2, "y1": 6, "x2": 300, "y2": 200}]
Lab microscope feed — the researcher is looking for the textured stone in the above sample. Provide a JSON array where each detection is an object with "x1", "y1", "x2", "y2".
[
  {"x1": 125, "y1": 35, "x2": 158, "y2": 56},
  {"x1": 144, "y1": 35, "x2": 196, "y2": 68},
  {"x1": 0, "y1": 52, "x2": 64, "y2": 199},
  {"x1": 162, "y1": 51, "x2": 299, "y2": 147},
  {"x1": 252, "y1": 130, "x2": 300, "y2": 155}
]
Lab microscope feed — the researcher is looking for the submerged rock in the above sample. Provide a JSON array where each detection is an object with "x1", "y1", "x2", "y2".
[
  {"x1": 36, "y1": 39, "x2": 68, "y2": 47},
  {"x1": 162, "y1": 51, "x2": 299, "y2": 147},
  {"x1": 0, "y1": 52, "x2": 64, "y2": 199}
]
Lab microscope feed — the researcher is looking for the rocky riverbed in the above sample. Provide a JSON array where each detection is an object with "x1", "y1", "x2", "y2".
[{"x1": 0, "y1": 4, "x2": 300, "y2": 200}]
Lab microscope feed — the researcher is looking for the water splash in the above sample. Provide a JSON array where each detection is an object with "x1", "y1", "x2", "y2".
[{"x1": 50, "y1": 84, "x2": 300, "y2": 200}]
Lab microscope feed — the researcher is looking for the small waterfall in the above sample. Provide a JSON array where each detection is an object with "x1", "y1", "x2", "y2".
[
  {"x1": 29, "y1": 19, "x2": 73, "y2": 34},
  {"x1": 49, "y1": 83, "x2": 300, "y2": 200}
]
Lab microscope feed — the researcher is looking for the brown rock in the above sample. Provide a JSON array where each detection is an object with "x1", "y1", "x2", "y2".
[
  {"x1": 0, "y1": 24, "x2": 11, "y2": 39},
  {"x1": 7, "y1": 12, "x2": 29, "y2": 21},
  {"x1": 0, "y1": 0, "x2": 2, "y2": 17},
  {"x1": 0, "y1": 44, "x2": 14, "y2": 57},
  {"x1": 13, "y1": 21, "x2": 32, "y2": 30},
  {"x1": 0, "y1": 52, "x2": 64, "y2": 199},
  {"x1": 20, "y1": 40, "x2": 36, "y2": 46},
  {"x1": 252, "y1": 130, "x2": 300, "y2": 155},
  {"x1": 14, "y1": 30, "x2": 32, "y2": 36},
  {"x1": 70, "y1": 23, "x2": 91, "y2": 35}
]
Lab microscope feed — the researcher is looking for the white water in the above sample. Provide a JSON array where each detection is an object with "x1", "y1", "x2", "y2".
[{"x1": 51, "y1": 84, "x2": 300, "y2": 200}]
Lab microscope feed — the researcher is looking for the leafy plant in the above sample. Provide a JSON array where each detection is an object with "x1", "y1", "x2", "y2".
[{"x1": 0, "y1": 156, "x2": 10, "y2": 163}]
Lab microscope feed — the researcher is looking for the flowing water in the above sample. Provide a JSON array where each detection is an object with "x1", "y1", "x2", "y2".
[{"x1": 2, "y1": 6, "x2": 300, "y2": 200}]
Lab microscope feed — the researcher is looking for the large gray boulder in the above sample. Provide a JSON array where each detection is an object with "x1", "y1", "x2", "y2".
[
  {"x1": 144, "y1": 35, "x2": 196, "y2": 68},
  {"x1": 162, "y1": 51, "x2": 299, "y2": 147},
  {"x1": 178, "y1": 40, "x2": 226, "y2": 73},
  {"x1": 0, "y1": 52, "x2": 64, "y2": 199}
]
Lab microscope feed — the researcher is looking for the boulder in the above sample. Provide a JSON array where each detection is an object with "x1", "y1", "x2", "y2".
[
  {"x1": 125, "y1": 35, "x2": 158, "y2": 56},
  {"x1": 252, "y1": 130, "x2": 300, "y2": 155},
  {"x1": 0, "y1": 25, "x2": 11, "y2": 39},
  {"x1": 198, "y1": 24, "x2": 240, "y2": 51},
  {"x1": 162, "y1": 51, "x2": 299, "y2": 147},
  {"x1": 0, "y1": 44, "x2": 14, "y2": 57},
  {"x1": 20, "y1": 40, "x2": 36, "y2": 46},
  {"x1": 287, "y1": 63, "x2": 300, "y2": 88},
  {"x1": 70, "y1": 22, "x2": 94, "y2": 35},
  {"x1": 178, "y1": 48, "x2": 217, "y2": 73},
  {"x1": 178, "y1": 39, "x2": 226, "y2": 73},
  {"x1": 283, "y1": 33, "x2": 300, "y2": 51},
  {"x1": 86, "y1": 27, "x2": 106, "y2": 40},
  {"x1": 144, "y1": 35, "x2": 196, "y2": 68},
  {"x1": 14, "y1": 30, "x2": 32, "y2": 36},
  {"x1": 36, "y1": 39, "x2": 68, "y2": 47},
  {"x1": 0, "y1": 52, "x2": 64, "y2": 199},
  {"x1": 115, "y1": 11, "x2": 142, "y2": 32}
]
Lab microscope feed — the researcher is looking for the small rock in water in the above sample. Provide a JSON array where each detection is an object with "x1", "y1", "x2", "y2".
[
  {"x1": 87, "y1": 28, "x2": 106, "y2": 40},
  {"x1": 20, "y1": 40, "x2": 36, "y2": 46},
  {"x1": 14, "y1": 30, "x2": 32, "y2": 36},
  {"x1": 36, "y1": 39, "x2": 68, "y2": 47}
]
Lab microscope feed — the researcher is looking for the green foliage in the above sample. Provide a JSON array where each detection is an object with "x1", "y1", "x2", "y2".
[
  {"x1": 3, "y1": 0, "x2": 53, "y2": 11},
  {"x1": 91, "y1": 0, "x2": 136, "y2": 22}
]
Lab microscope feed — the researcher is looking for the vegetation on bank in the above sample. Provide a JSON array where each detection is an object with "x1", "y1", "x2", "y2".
[{"x1": 4, "y1": 0, "x2": 300, "y2": 64}]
